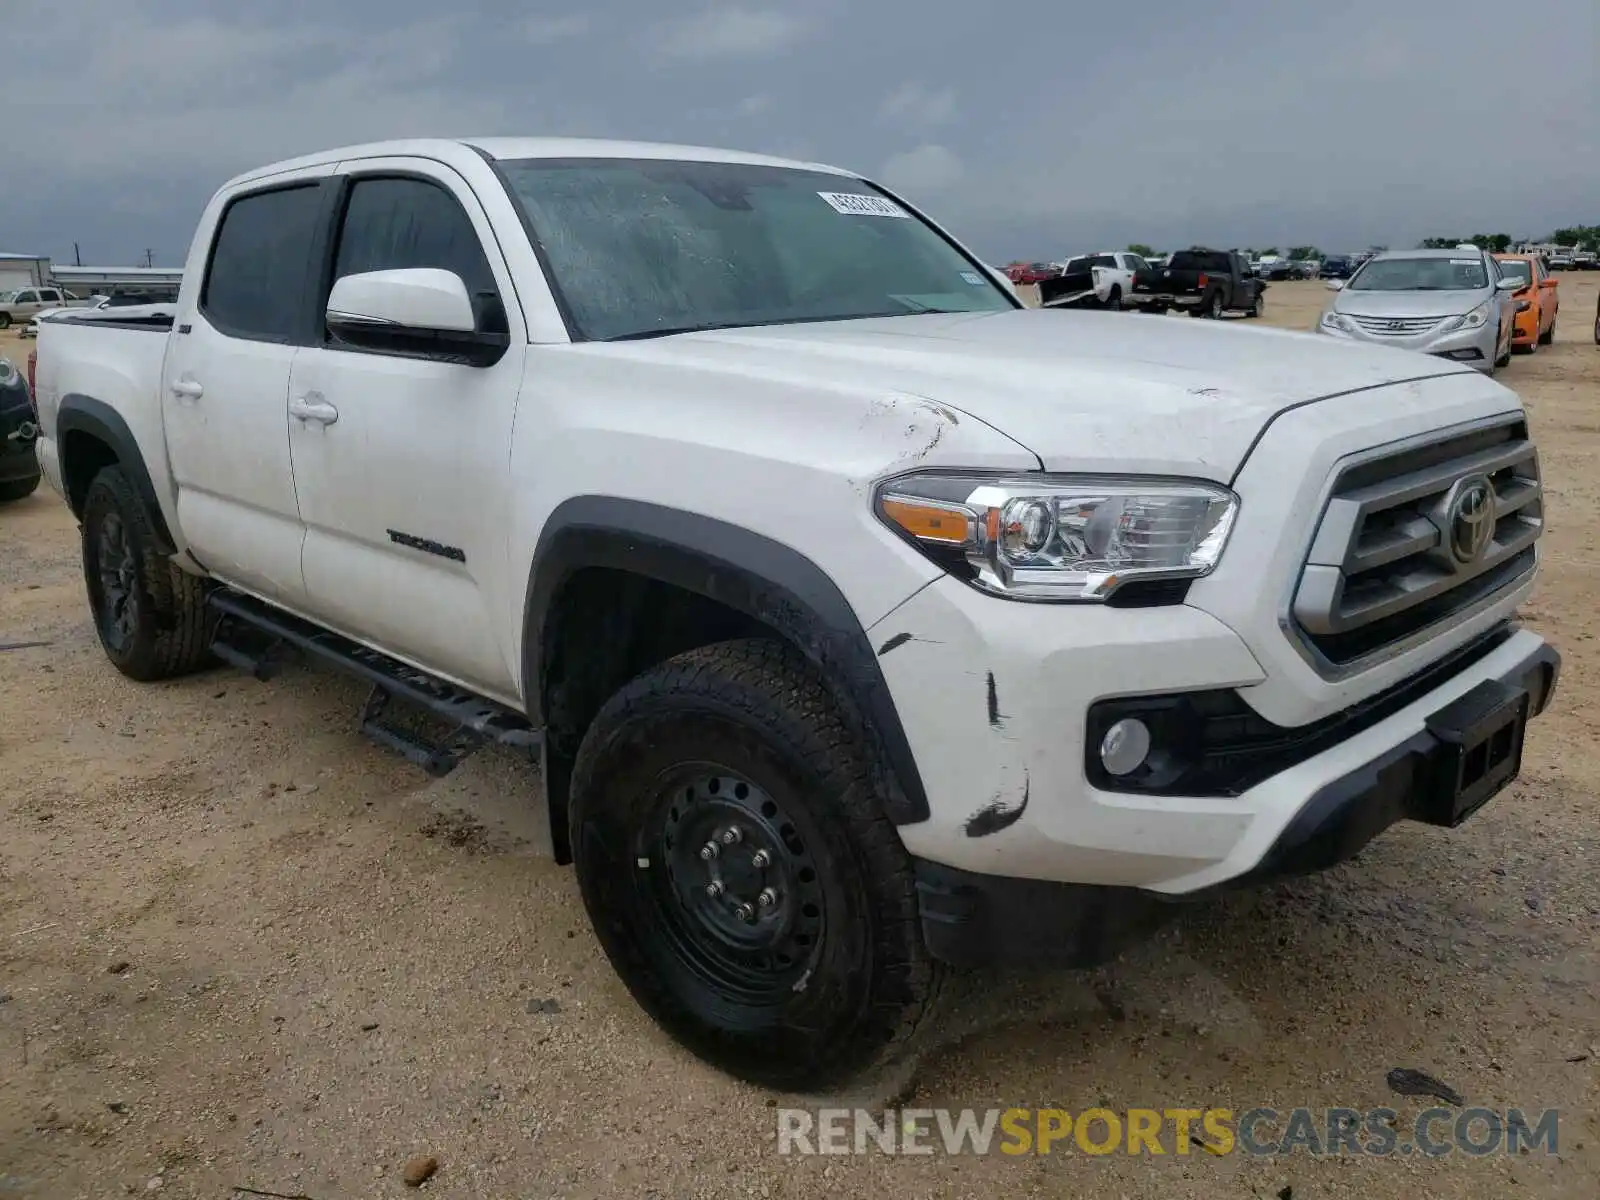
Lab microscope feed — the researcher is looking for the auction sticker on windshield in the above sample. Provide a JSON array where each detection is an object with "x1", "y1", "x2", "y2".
[{"x1": 818, "y1": 192, "x2": 910, "y2": 218}]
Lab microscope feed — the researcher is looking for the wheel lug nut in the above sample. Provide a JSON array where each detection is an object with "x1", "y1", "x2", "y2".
[
  {"x1": 704, "y1": 880, "x2": 724, "y2": 898},
  {"x1": 750, "y1": 850, "x2": 771, "y2": 869},
  {"x1": 699, "y1": 842, "x2": 719, "y2": 861},
  {"x1": 757, "y1": 887, "x2": 778, "y2": 909},
  {"x1": 720, "y1": 827, "x2": 743, "y2": 846},
  {"x1": 734, "y1": 903, "x2": 756, "y2": 923}
]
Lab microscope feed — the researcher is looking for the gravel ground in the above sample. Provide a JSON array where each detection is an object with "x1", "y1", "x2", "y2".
[{"x1": 2, "y1": 279, "x2": 1597, "y2": 1198}]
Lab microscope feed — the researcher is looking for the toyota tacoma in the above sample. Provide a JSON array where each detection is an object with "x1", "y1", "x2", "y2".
[{"x1": 30, "y1": 137, "x2": 1559, "y2": 1091}]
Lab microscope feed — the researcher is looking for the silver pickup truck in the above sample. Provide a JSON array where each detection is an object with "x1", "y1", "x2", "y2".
[{"x1": 0, "y1": 285, "x2": 87, "y2": 329}]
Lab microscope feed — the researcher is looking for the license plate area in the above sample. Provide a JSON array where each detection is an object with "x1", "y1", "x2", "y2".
[{"x1": 1421, "y1": 679, "x2": 1528, "y2": 826}]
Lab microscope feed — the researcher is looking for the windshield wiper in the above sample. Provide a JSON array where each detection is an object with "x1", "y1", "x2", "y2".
[
  {"x1": 888, "y1": 297, "x2": 972, "y2": 315},
  {"x1": 604, "y1": 320, "x2": 751, "y2": 342}
]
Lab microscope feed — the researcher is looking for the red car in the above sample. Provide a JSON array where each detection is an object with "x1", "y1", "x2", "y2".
[{"x1": 1006, "y1": 261, "x2": 1060, "y2": 285}]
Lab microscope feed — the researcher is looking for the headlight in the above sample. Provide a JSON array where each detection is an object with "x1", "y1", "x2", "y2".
[
  {"x1": 1441, "y1": 302, "x2": 1489, "y2": 333},
  {"x1": 875, "y1": 472, "x2": 1239, "y2": 601},
  {"x1": 0, "y1": 358, "x2": 16, "y2": 387},
  {"x1": 1320, "y1": 311, "x2": 1350, "y2": 332}
]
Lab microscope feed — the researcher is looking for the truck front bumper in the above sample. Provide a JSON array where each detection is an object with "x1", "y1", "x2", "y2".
[
  {"x1": 911, "y1": 633, "x2": 1557, "y2": 967},
  {"x1": 868, "y1": 575, "x2": 1559, "y2": 967}
]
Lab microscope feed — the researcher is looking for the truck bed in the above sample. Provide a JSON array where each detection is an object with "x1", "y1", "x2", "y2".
[{"x1": 32, "y1": 316, "x2": 176, "y2": 517}]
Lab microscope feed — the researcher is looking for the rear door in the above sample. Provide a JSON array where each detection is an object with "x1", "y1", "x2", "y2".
[
  {"x1": 160, "y1": 166, "x2": 334, "y2": 606},
  {"x1": 285, "y1": 159, "x2": 528, "y2": 696}
]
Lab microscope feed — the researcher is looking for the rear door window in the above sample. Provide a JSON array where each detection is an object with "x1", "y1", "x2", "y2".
[{"x1": 200, "y1": 183, "x2": 324, "y2": 343}]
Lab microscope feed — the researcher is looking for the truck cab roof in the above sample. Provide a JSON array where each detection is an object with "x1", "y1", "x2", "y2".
[{"x1": 226, "y1": 137, "x2": 858, "y2": 193}]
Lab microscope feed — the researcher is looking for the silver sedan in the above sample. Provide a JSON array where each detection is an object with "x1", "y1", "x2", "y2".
[{"x1": 1315, "y1": 248, "x2": 1520, "y2": 373}]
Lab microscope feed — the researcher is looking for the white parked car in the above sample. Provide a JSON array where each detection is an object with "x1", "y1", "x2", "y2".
[
  {"x1": 24, "y1": 291, "x2": 178, "y2": 338},
  {"x1": 32, "y1": 137, "x2": 1560, "y2": 1091}
]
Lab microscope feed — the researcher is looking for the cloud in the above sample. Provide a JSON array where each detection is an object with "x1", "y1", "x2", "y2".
[
  {"x1": 878, "y1": 144, "x2": 964, "y2": 194},
  {"x1": 0, "y1": 0, "x2": 1595, "y2": 269},
  {"x1": 519, "y1": 14, "x2": 592, "y2": 45},
  {"x1": 877, "y1": 83, "x2": 957, "y2": 129},
  {"x1": 653, "y1": 8, "x2": 807, "y2": 60}
]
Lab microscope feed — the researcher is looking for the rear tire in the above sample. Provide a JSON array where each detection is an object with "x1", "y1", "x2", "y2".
[
  {"x1": 0, "y1": 313, "x2": 11, "y2": 330},
  {"x1": 1104, "y1": 285, "x2": 1122, "y2": 312},
  {"x1": 81, "y1": 465, "x2": 215, "y2": 681},
  {"x1": 0, "y1": 474, "x2": 39, "y2": 504},
  {"x1": 568, "y1": 638, "x2": 940, "y2": 1091}
]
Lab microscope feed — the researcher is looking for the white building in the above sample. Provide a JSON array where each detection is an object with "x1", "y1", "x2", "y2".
[{"x1": 0, "y1": 252, "x2": 53, "y2": 291}]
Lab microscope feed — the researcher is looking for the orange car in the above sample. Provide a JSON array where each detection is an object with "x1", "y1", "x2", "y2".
[{"x1": 1494, "y1": 253, "x2": 1559, "y2": 351}]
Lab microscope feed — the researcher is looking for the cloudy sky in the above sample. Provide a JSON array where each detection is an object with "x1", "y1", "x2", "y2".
[{"x1": 3, "y1": 0, "x2": 1595, "y2": 268}]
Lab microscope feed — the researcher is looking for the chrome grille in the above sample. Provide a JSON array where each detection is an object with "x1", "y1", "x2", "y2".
[
  {"x1": 1348, "y1": 314, "x2": 1443, "y2": 336},
  {"x1": 1292, "y1": 418, "x2": 1541, "y2": 667}
]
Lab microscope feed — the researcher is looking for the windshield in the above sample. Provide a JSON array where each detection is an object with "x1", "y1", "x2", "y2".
[
  {"x1": 1351, "y1": 257, "x2": 1488, "y2": 291},
  {"x1": 1495, "y1": 260, "x2": 1532, "y2": 286},
  {"x1": 496, "y1": 157, "x2": 1014, "y2": 341}
]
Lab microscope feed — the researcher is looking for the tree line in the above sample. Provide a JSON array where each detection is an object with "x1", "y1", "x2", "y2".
[{"x1": 1123, "y1": 226, "x2": 1600, "y2": 262}]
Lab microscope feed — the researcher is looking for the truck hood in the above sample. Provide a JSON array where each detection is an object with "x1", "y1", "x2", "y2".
[
  {"x1": 618, "y1": 308, "x2": 1478, "y2": 481},
  {"x1": 1333, "y1": 289, "x2": 1488, "y2": 318}
]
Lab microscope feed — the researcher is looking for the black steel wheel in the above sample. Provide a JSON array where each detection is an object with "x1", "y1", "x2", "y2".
[
  {"x1": 568, "y1": 638, "x2": 939, "y2": 1090},
  {"x1": 647, "y1": 768, "x2": 829, "y2": 1007}
]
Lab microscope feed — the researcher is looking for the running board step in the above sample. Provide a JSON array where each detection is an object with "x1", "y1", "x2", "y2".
[{"x1": 208, "y1": 590, "x2": 541, "y2": 774}]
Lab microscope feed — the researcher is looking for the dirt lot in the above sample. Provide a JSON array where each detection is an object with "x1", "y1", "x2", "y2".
[{"x1": 2, "y1": 280, "x2": 1598, "y2": 1199}]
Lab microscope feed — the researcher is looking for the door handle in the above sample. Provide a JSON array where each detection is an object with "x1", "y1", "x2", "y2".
[
  {"x1": 289, "y1": 393, "x2": 339, "y2": 426},
  {"x1": 169, "y1": 379, "x2": 204, "y2": 399}
]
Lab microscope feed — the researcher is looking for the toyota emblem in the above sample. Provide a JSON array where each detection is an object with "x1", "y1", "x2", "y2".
[{"x1": 1445, "y1": 475, "x2": 1495, "y2": 565}]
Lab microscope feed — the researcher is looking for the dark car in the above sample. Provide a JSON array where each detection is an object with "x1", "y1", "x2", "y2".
[
  {"x1": 1130, "y1": 247, "x2": 1266, "y2": 318},
  {"x1": 1319, "y1": 255, "x2": 1355, "y2": 279},
  {"x1": 1, "y1": 356, "x2": 41, "y2": 504}
]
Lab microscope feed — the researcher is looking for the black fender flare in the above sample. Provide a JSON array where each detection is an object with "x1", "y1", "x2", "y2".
[
  {"x1": 56, "y1": 394, "x2": 176, "y2": 552},
  {"x1": 522, "y1": 496, "x2": 930, "y2": 825}
]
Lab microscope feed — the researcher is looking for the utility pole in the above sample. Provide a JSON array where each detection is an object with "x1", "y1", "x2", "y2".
[
  {"x1": 73, "y1": 242, "x2": 82, "y2": 266},
  {"x1": 143, "y1": 248, "x2": 154, "y2": 268}
]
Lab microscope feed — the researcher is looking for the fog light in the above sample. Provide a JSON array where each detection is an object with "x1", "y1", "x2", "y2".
[{"x1": 1099, "y1": 718, "x2": 1151, "y2": 776}]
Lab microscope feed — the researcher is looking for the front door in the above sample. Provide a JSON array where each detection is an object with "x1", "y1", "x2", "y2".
[
  {"x1": 286, "y1": 160, "x2": 527, "y2": 697},
  {"x1": 160, "y1": 168, "x2": 332, "y2": 607}
]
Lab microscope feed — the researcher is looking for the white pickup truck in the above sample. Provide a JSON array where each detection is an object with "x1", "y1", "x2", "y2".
[{"x1": 31, "y1": 137, "x2": 1560, "y2": 1091}]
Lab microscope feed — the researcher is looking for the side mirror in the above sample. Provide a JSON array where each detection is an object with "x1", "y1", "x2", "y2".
[
  {"x1": 1494, "y1": 278, "x2": 1522, "y2": 292},
  {"x1": 1540, "y1": 278, "x2": 1558, "y2": 288},
  {"x1": 326, "y1": 268, "x2": 508, "y2": 366},
  {"x1": 1326, "y1": 279, "x2": 1346, "y2": 291}
]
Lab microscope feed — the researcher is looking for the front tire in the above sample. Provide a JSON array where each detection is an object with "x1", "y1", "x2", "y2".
[
  {"x1": 568, "y1": 638, "x2": 940, "y2": 1091},
  {"x1": 1246, "y1": 288, "x2": 1265, "y2": 319},
  {"x1": 0, "y1": 313, "x2": 11, "y2": 330},
  {"x1": 81, "y1": 465, "x2": 215, "y2": 681}
]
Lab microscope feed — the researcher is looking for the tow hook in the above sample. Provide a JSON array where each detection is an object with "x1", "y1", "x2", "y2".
[{"x1": 6, "y1": 420, "x2": 37, "y2": 443}]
